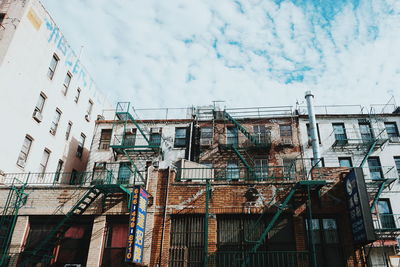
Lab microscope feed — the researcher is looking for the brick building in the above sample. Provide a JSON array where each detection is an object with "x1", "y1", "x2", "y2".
[{"x1": 0, "y1": 101, "x2": 399, "y2": 266}]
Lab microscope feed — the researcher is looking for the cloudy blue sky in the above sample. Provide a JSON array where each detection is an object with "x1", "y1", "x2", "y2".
[{"x1": 42, "y1": 0, "x2": 400, "y2": 110}]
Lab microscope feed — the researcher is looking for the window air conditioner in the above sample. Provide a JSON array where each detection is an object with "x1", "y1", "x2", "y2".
[
  {"x1": 390, "y1": 136, "x2": 400, "y2": 143},
  {"x1": 32, "y1": 110, "x2": 43, "y2": 122},
  {"x1": 281, "y1": 138, "x2": 293, "y2": 146},
  {"x1": 151, "y1": 127, "x2": 161, "y2": 133},
  {"x1": 200, "y1": 139, "x2": 212, "y2": 146}
]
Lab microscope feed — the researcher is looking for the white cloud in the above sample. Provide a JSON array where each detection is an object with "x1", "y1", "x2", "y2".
[{"x1": 41, "y1": 0, "x2": 400, "y2": 110}]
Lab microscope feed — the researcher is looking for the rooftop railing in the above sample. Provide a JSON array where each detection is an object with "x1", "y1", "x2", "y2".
[
  {"x1": 0, "y1": 170, "x2": 145, "y2": 187},
  {"x1": 175, "y1": 165, "x2": 299, "y2": 182}
]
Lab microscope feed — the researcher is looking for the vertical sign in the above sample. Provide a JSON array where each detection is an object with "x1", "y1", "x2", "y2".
[
  {"x1": 125, "y1": 186, "x2": 149, "y2": 263},
  {"x1": 344, "y1": 168, "x2": 375, "y2": 245}
]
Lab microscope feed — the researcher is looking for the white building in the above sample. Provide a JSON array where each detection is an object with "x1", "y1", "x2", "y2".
[
  {"x1": 0, "y1": 0, "x2": 111, "y2": 179},
  {"x1": 298, "y1": 102, "x2": 400, "y2": 266}
]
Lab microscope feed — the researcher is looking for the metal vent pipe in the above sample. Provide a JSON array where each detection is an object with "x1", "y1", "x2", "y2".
[{"x1": 305, "y1": 91, "x2": 321, "y2": 170}]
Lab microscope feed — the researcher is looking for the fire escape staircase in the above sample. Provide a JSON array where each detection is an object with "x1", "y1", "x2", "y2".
[
  {"x1": 241, "y1": 180, "x2": 326, "y2": 267},
  {"x1": 19, "y1": 183, "x2": 131, "y2": 265},
  {"x1": 0, "y1": 179, "x2": 28, "y2": 266}
]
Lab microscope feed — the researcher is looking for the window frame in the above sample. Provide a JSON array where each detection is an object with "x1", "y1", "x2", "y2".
[
  {"x1": 384, "y1": 122, "x2": 399, "y2": 138},
  {"x1": 38, "y1": 148, "x2": 51, "y2": 175},
  {"x1": 17, "y1": 135, "x2": 33, "y2": 168},
  {"x1": 279, "y1": 124, "x2": 292, "y2": 138},
  {"x1": 338, "y1": 157, "x2": 353, "y2": 168},
  {"x1": 62, "y1": 72, "x2": 72, "y2": 95},
  {"x1": 65, "y1": 121, "x2": 73, "y2": 140},
  {"x1": 174, "y1": 127, "x2": 187, "y2": 148},
  {"x1": 74, "y1": 88, "x2": 81, "y2": 103},
  {"x1": 394, "y1": 156, "x2": 400, "y2": 178},
  {"x1": 76, "y1": 133, "x2": 86, "y2": 158},
  {"x1": 48, "y1": 53, "x2": 59, "y2": 80},
  {"x1": 99, "y1": 129, "x2": 112, "y2": 150},
  {"x1": 35, "y1": 92, "x2": 47, "y2": 113},
  {"x1": 50, "y1": 108, "x2": 62, "y2": 135}
]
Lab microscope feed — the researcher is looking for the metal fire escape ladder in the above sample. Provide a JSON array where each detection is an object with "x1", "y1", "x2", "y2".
[
  {"x1": 241, "y1": 180, "x2": 326, "y2": 267},
  {"x1": 230, "y1": 145, "x2": 253, "y2": 174},
  {"x1": 122, "y1": 150, "x2": 145, "y2": 183},
  {"x1": 224, "y1": 111, "x2": 259, "y2": 146},
  {"x1": 20, "y1": 183, "x2": 132, "y2": 265},
  {"x1": 0, "y1": 179, "x2": 28, "y2": 266}
]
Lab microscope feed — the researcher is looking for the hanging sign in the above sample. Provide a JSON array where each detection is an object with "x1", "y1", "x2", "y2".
[
  {"x1": 125, "y1": 186, "x2": 149, "y2": 263},
  {"x1": 344, "y1": 168, "x2": 375, "y2": 245}
]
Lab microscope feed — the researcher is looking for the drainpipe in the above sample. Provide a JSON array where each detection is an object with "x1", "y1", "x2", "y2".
[{"x1": 305, "y1": 91, "x2": 321, "y2": 171}]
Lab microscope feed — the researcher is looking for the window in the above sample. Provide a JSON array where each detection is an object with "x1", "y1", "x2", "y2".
[
  {"x1": 123, "y1": 130, "x2": 136, "y2": 146},
  {"x1": 74, "y1": 88, "x2": 81, "y2": 103},
  {"x1": 283, "y1": 158, "x2": 296, "y2": 179},
  {"x1": 217, "y1": 216, "x2": 294, "y2": 265},
  {"x1": 65, "y1": 121, "x2": 72, "y2": 140},
  {"x1": 17, "y1": 135, "x2": 33, "y2": 168},
  {"x1": 174, "y1": 127, "x2": 187, "y2": 148},
  {"x1": 385, "y1": 122, "x2": 399, "y2": 139},
  {"x1": 76, "y1": 133, "x2": 85, "y2": 158},
  {"x1": 226, "y1": 126, "x2": 238, "y2": 146},
  {"x1": 86, "y1": 99, "x2": 93, "y2": 117},
  {"x1": 253, "y1": 125, "x2": 269, "y2": 143},
  {"x1": 50, "y1": 108, "x2": 62, "y2": 135},
  {"x1": 200, "y1": 127, "x2": 213, "y2": 146},
  {"x1": 38, "y1": 149, "x2": 51, "y2": 175},
  {"x1": 394, "y1": 157, "x2": 400, "y2": 178},
  {"x1": 117, "y1": 162, "x2": 131, "y2": 184},
  {"x1": 0, "y1": 13, "x2": 5, "y2": 25},
  {"x1": 332, "y1": 123, "x2": 347, "y2": 144},
  {"x1": 101, "y1": 220, "x2": 129, "y2": 266},
  {"x1": 170, "y1": 216, "x2": 204, "y2": 266},
  {"x1": 99, "y1": 129, "x2": 112, "y2": 149},
  {"x1": 34, "y1": 92, "x2": 46, "y2": 113},
  {"x1": 54, "y1": 159, "x2": 63, "y2": 183},
  {"x1": 62, "y1": 72, "x2": 72, "y2": 95},
  {"x1": 306, "y1": 218, "x2": 343, "y2": 267},
  {"x1": 306, "y1": 123, "x2": 321, "y2": 144},
  {"x1": 359, "y1": 122, "x2": 373, "y2": 142},
  {"x1": 47, "y1": 53, "x2": 59, "y2": 80},
  {"x1": 226, "y1": 161, "x2": 239, "y2": 180},
  {"x1": 367, "y1": 157, "x2": 383, "y2": 180},
  {"x1": 150, "y1": 128, "x2": 162, "y2": 146},
  {"x1": 377, "y1": 199, "x2": 396, "y2": 229},
  {"x1": 254, "y1": 159, "x2": 268, "y2": 179},
  {"x1": 338, "y1": 157, "x2": 352, "y2": 168},
  {"x1": 279, "y1": 125, "x2": 292, "y2": 137}
]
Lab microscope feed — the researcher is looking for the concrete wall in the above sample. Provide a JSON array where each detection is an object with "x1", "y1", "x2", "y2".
[{"x1": 0, "y1": 0, "x2": 111, "y2": 176}]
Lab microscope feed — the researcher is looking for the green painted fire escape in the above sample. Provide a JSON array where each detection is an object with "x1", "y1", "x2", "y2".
[
  {"x1": 19, "y1": 179, "x2": 131, "y2": 265},
  {"x1": 241, "y1": 180, "x2": 326, "y2": 267},
  {"x1": 0, "y1": 178, "x2": 28, "y2": 266},
  {"x1": 110, "y1": 102, "x2": 162, "y2": 184},
  {"x1": 222, "y1": 111, "x2": 270, "y2": 179}
]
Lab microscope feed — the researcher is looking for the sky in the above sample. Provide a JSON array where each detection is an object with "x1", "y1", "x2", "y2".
[{"x1": 41, "y1": 0, "x2": 400, "y2": 110}]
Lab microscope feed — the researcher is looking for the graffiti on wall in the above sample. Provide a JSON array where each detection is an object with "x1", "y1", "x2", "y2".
[{"x1": 43, "y1": 18, "x2": 101, "y2": 99}]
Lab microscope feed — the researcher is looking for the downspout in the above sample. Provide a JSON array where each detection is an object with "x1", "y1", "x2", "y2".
[
  {"x1": 305, "y1": 91, "x2": 321, "y2": 172},
  {"x1": 188, "y1": 121, "x2": 194, "y2": 161},
  {"x1": 158, "y1": 168, "x2": 171, "y2": 267}
]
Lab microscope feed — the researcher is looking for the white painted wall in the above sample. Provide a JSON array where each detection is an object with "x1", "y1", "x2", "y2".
[
  {"x1": 0, "y1": 0, "x2": 111, "y2": 177},
  {"x1": 299, "y1": 114, "x2": 400, "y2": 213},
  {"x1": 86, "y1": 121, "x2": 190, "y2": 174}
]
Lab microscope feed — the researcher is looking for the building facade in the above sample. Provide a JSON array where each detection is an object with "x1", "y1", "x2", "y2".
[
  {"x1": 3, "y1": 101, "x2": 399, "y2": 266},
  {"x1": 0, "y1": 0, "x2": 111, "y2": 177},
  {"x1": 298, "y1": 104, "x2": 400, "y2": 266}
]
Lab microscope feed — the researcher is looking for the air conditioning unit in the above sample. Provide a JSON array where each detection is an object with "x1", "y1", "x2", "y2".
[
  {"x1": 390, "y1": 136, "x2": 400, "y2": 143},
  {"x1": 281, "y1": 138, "x2": 293, "y2": 146},
  {"x1": 32, "y1": 110, "x2": 43, "y2": 122},
  {"x1": 64, "y1": 264, "x2": 82, "y2": 267},
  {"x1": 200, "y1": 139, "x2": 212, "y2": 146},
  {"x1": 151, "y1": 127, "x2": 161, "y2": 133},
  {"x1": 85, "y1": 114, "x2": 91, "y2": 122}
]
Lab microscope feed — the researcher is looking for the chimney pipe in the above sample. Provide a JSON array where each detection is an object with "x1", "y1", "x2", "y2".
[{"x1": 305, "y1": 91, "x2": 321, "y2": 170}]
